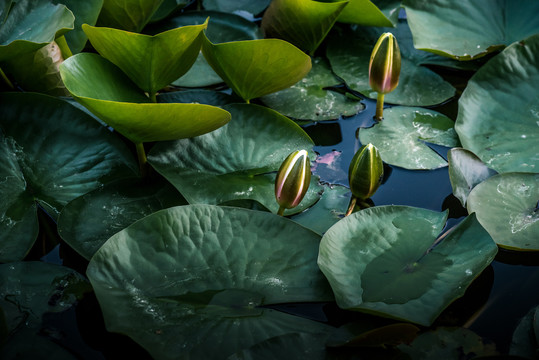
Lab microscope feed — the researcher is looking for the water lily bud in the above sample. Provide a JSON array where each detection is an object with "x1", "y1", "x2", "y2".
[
  {"x1": 348, "y1": 144, "x2": 384, "y2": 200},
  {"x1": 369, "y1": 32, "x2": 401, "y2": 95},
  {"x1": 275, "y1": 150, "x2": 311, "y2": 214}
]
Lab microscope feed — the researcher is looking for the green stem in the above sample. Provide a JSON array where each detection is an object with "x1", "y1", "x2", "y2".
[
  {"x1": 136, "y1": 142, "x2": 148, "y2": 178},
  {"x1": 375, "y1": 93, "x2": 385, "y2": 121},
  {"x1": 0, "y1": 67, "x2": 14, "y2": 89},
  {"x1": 149, "y1": 92, "x2": 157, "y2": 103},
  {"x1": 246, "y1": 99, "x2": 250, "y2": 104},
  {"x1": 277, "y1": 205, "x2": 286, "y2": 216},
  {"x1": 55, "y1": 35, "x2": 73, "y2": 59},
  {"x1": 345, "y1": 196, "x2": 357, "y2": 216}
]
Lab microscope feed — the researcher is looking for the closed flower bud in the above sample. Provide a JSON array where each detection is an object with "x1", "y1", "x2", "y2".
[
  {"x1": 348, "y1": 144, "x2": 384, "y2": 200},
  {"x1": 275, "y1": 150, "x2": 311, "y2": 215},
  {"x1": 369, "y1": 32, "x2": 401, "y2": 95}
]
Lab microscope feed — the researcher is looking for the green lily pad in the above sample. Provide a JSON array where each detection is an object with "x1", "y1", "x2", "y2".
[
  {"x1": 96, "y1": 0, "x2": 163, "y2": 32},
  {"x1": 148, "y1": 103, "x2": 322, "y2": 215},
  {"x1": 358, "y1": 107, "x2": 459, "y2": 170},
  {"x1": 403, "y1": 0, "x2": 539, "y2": 60},
  {"x1": 0, "y1": 92, "x2": 137, "y2": 262},
  {"x1": 261, "y1": 57, "x2": 364, "y2": 121},
  {"x1": 202, "y1": 36, "x2": 312, "y2": 102},
  {"x1": 318, "y1": 206, "x2": 498, "y2": 326},
  {"x1": 455, "y1": 34, "x2": 539, "y2": 173},
  {"x1": 447, "y1": 148, "x2": 497, "y2": 207},
  {"x1": 53, "y1": 0, "x2": 104, "y2": 53},
  {"x1": 60, "y1": 53, "x2": 231, "y2": 143},
  {"x1": 157, "y1": 89, "x2": 236, "y2": 107},
  {"x1": 0, "y1": 0, "x2": 74, "y2": 61},
  {"x1": 261, "y1": 0, "x2": 348, "y2": 55},
  {"x1": 203, "y1": 0, "x2": 271, "y2": 15},
  {"x1": 466, "y1": 173, "x2": 539, "y2": 251},
  {"x1": 83, "y1": 21, "x2": 207, "y2": 95},
  {"x1": 326, "y1": 22, "x2": 455, "y2": 106},
  {"x1": 86, "y1": 205, "x2": 333, "y2": 359},
  {"x1": 510, "y1": 306, "x2": 539, "y2": 359},
  {"x1": 326, "y1": 321, "x2": 420, "y2": 347},
  {"x1": 150, "y1": 0, "x2": 190, "y2": 22},
  {"x1": 335, "y1": 0, "x2": 399, "y2": 27},
  {"x1": 57, "y1": 177, "x2": 187, "y2": 260}
]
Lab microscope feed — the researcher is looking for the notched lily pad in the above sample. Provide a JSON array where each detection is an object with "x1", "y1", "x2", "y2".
[
  {"x1": 261, "y1": 57, "x2": 364, "y2": 121},
  {"x1": 358, "y1": 107, "x2": 459, "y2": 170},
  {"x1": 87, "y1": 205, "x2": 333, "y2": 360},
  {"x1": 467, "y1": 173, "x2": 539, "y2": 251},
  {"x1": 318, "y1": 206, "x2": 498, "y2": 326}
]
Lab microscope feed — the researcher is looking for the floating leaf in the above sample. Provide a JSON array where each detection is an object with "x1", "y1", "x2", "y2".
[
  {"x1": 148, "y1": 104, "x2": 322, "y2": 215},
  {"x1": 202, "y1": 36, "x2": 312, "y2": 102},
  {"x1": 87, "y1": 205, "x2": 333, "y2": 360},
  {"x1": 261, "y1": 0, "x2": 348, "y2": 55},
  {"x1": 58, "y1": 177, "x2": 187, "y2": 260},
  {"x1": 318, "y1": 206, "x2": 498, "y2": 326},
  {"x1": 0, "y1": 0, "x2": 74, "y2": 61},
  {"x1": 358, "y1": 107, "x2": 459, "y2": 170},
  {"x1": 326, "y1": 321, "x2": 420, "y2": 347},
  {"x1": 150, "y1": 0, "x2": 190, "y2": 22},
  {"x1": 261, "y1": 57, "x2": 364, "y2": 121},
  {"x1": 510, "y1": 305, "x2": 539, "y2": 359},
  {"x1": 60, "y1": 53, "x2": 231, "y2": 143},
  {"x1": 403, "y1": 0, "x2": 539, "y2": 60},
  {"x1": 467, "y1": 173, "x2": 539, "y2": 251},
  {"x1": 202, "y1": 0, "x2": 271, "y2": 15},
  {"x1": 83, "y1": 21, "x2": 207, "y2": 95},
  {"x1": 327, "y1": 22, "x2": 455, "y2": 106},
  {"x1": 157, "y1": 89, "x2": 236, "y2": 107},
  {"x1": 447, "y1": 148, "x2": 497, "y2": 207},
  {"x1": 96, "y1": 0, "x2": 163, "y2": 32},
  {"x1": 335, "y1": 0, "x2": 400, "y2": 26},
  {"x1": 455, "y1": 34, "x2": 539, "y2": 173},
  {"x1": 0, "y1": 92, "x2": 137, "y2": 262}
]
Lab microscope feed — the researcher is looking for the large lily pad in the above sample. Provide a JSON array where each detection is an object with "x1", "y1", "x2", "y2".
[
  {"x1": 467, "y1": 173, "x2": 539, "y2": 251},
  {"x1": 86, "y1": 205, "x2": 333, "y2": 360},
  {"x1": 96, "y1": 0, "x2": 163, "y2": 32},
  {"x1": 201, "y1": 36, "x2": 312, "y2": 102},
  {"x1": 58, "y1": 177, "x2": 187, "y2": 260},
  {"x1": 261, "y1": 0, "x2": 348, "y2": 55},
  {"x1": 335, "y1": 0, "x2": 399, "y2": 27},
  {"x1": 455, "y1": 34, "x2": 539, "y2": 173},
  {"x1": 83, "y1": 21, "x2": 207, "y2": 95},
  {"x1": 0, "y1": 92, "x2": 137, "y2": 262},
  {"x1": 148, "y1": 104, "x2": 322, "y2": 215},
  {"x1": 261, "y1": 57, "x2": 364, "y2": 121},
  {"x1": 60, "y1": 53, "x2": 231, "y2": 143},
  {"x1": 358, "y1": 107, "x2": 459, "y2": 170},
  {"x1": 202, "y1": 0, "x2": 271, "y2": 16},
  {"x1": 447, "y1": 148, "x2": 497, "y2": 207},
  {"x1": 403, "y1": 0, "x2": 539, "y2": 60},
  {"x1": 318, "y1": 206, "x2": 498, "y2": 326},
  {"x1": 326, "y1": 22, "x2": 455, "y2": 106},
  {"x1": 0, "y1": 0, "x2": 74, "y2": 61}
]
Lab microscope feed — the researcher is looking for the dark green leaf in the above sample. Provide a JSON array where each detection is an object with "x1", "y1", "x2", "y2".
[
  {"x1": 202, "y1": 0, "x2": 271, "y2": 15},
  {"x1": 96, "y1": 0, "x2": 163, "y2": 32}
]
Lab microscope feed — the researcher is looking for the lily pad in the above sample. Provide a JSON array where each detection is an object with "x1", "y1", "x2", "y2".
[
  {"x1": 261, "y1": 57, "x2": 364, "y2": 121},
  {"x1": 335, "y1": 0, "x2": 399, "y2": 27},
  {"x1": 358, "y1": 107, "x2": 459, "y2": 170},
  {"x1": 57, "y1": 177, "x2": 187, "y2": 260},
  {"x1": 455, "y1": 34, "x2": 539, "y2": 173},
  {"x1": 203, "y1": 0, "x2": 271, "y2": 16},
  {"x1": 0, "y1": 0, "x2": 74, "y2": 61},
  {"x1": 83, "y1": 21, "x2": 207, "y2": 95},
  {"x1": 60, "y1": 53, "x2": 231, "y2": 143},
  {"x1": 157, "y1": 89, "x2": 236, "y2": 107},
  {"x1": 466, "y1": 173, "x2": 539, "y2": 251},
  {"x1": 403, "y1": 0, "x2": 539, "y2": 60},
  {"x1": 326, "y1": 321, "x2": 420, "y2": 347},
  {"x1": 96, "y1": 0, "x2": 163, "y2": 32},
  {"x1": 148, "y1": 104, "x2": 322, "y2": 215},
  {"x1": 86, "y1": 204, "x2": 333, "y2": 360},
  {"x1": 447, "y1": 148, "x2": 497, "y2": 207},
  {"x1": 202, "y1": 36, "x2": 312, "y2": 102},
  {"x1": 261, "y1": 0, "x2": 348, "y2": 55},
  {"x1": 326, "y1": 22, "x2": 455, "y2": 106},
  {"x1": 150, "y1": 0, "x2": 190, "y2": 22},
  {"x1": 510, "y1": 305, "x2": 539, "y2": 359},
  {"x1": 318, "y1": 206, "x2": 498, "y2": 326},
  {"x1": 0, "y1": 92, "x2": 137, "y2": 262}
]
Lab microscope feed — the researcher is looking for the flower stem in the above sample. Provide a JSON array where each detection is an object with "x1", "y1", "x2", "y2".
[
  {"x1": 277, "y1": 205, "x2": 286, "y2": 216},
  {"x1": 136, "y1": 142, "x2": 148, "y2": 178},
  {"x1": 149, "y1": 92, "x2": 157, "y2": 103},
  {"x1": 55, "y1": 36, "x2": 73, "y2": 59},
  {"x1": 375, "y1": 93, "x2": 385, "y2": 120},
  {"x1": 345, "y1": 196, "x2": 357, "y2": 216},
  {"x1": 0, "y1": 67, "x2": 14, "y2": 89}
]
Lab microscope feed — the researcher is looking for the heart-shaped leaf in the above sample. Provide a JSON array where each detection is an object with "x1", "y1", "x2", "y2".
[
  {"x1": 87, "y1": 204, "x2": 333, "y2": 359},
  {"x1": 260, "y1": 0, "x2": 349, "y2": 55},
  {"x1": 0, "y1": 93, "x2": 137, "y2": 262},
  {"x1": 336, "y1": 0, "x2": 399, "y2": 27},
  {"x1": 261, "y1": 57, "x2": 365, "y2": 121},
  {"x1": 326, "y1": 22, "x2": 455, "y2": 106},
  {"x1": 202, "y1": 36, "x2": 312, "y2": 102},
  {"x1": 96, "y1": 0, "x2": 163, "y2": 33},
  {"x1": 60, "y1": 53, "x2": 231, "y2": 143},
  {"x1": 467, "y1": 173, "x2": 539, "y2": 251},
  {"x1": 403, "y1": 0, "x2": 539, "y2": 60},
  {"x1": 83, "y1": 21, "x2": 207, "y2": 95},
  {"x1": 148, "y1": 103, "x2": 322, "y2": 215},
  {"x1": 318, "y1": 206, "x2": 498, "y2": 326},
  {"x1": 358, "y1": 106, "x2": 459, "y2": 170},
  {"x1": 455, "y1": 34, "x2": 539, "y2": 173},
  {"x1": 58, "y1": 177, "x2": 187, "y2": 260},
  {"x1": 0, "y1": 0, "x2": 74, "y2": 61}
]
